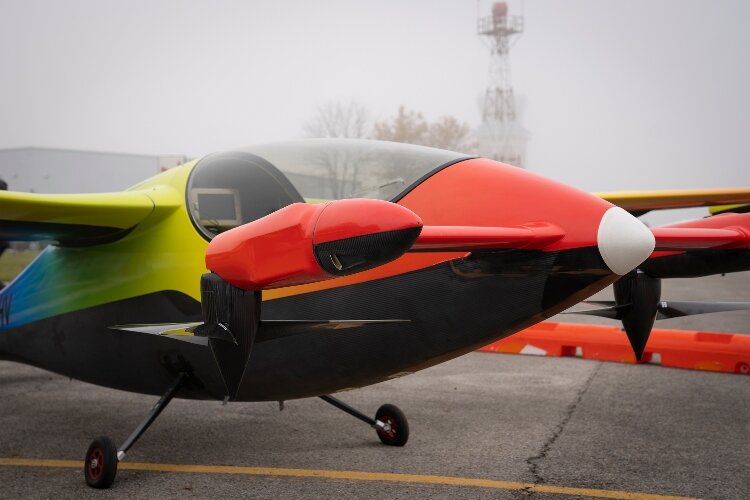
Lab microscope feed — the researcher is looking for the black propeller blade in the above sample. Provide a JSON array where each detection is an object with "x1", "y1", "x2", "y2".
[
  {"x1": 568, "y1": 301, "x2": 628, "y2": 320},
  {"x1": 565, "y1": 270, "x2": 659, "y2": 361},
  {"x1": 568, "y1": 271, "x2": 750, "y2": 361},
  {"x1": 655, "y1": 301, "x2": 750, "y2": 319},
  {"x1": 574, "y1": 300, "x2": 750, "y2": 320},
  {"x1": 615, "y1": 271, "x2": 660, "y2": 361}
]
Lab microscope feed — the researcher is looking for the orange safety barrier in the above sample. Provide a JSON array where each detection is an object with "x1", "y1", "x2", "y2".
[{"x1": 479, "y1": 322, "x2": 750, "y2": 375}]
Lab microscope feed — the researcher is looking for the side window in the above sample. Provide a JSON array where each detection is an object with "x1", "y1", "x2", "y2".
[
  {"x1": 187, "y1": 153, "x2": 304, "y2": 239},
  {"x1": 189, "y1": 188, "x2": 243, "y2": 233}
]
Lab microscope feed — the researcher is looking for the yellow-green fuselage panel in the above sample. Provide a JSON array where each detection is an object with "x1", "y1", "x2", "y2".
[
  {"x1": 2, "y1": 162, "x2": 208, "y2": 330},
  {"x1": 0, "y1": 190, "x2": 154, "y2": 228}
]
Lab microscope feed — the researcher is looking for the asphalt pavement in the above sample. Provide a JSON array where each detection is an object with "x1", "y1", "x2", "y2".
[{"x1": 0, "y1": 272, "x2": 748, "y2": 499}]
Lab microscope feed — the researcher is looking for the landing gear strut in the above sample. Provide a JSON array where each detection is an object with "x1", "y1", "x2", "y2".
[
  {"x1": 319, "y1": 395, "x2": 409, "y2": 446},
  {"x1": 84, "y1": 372, "x2": 189, "y2": 489}
]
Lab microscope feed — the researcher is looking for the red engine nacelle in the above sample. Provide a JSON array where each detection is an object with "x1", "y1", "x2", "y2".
[{"x1": 205, "y1": 199, "x2": 424, "y2": 290}]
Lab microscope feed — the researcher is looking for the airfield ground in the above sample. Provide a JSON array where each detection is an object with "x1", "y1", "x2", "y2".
[{"x1": 0, "y1": 273, "x2": 748, "y2": 499}]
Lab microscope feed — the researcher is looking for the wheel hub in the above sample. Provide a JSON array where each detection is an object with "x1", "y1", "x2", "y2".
[
  {"x1": 87, "y1": 448, "x2": 104, "y2": 480},
  {"x1": 379, "y1": 416, "x2": 397, "y2": 440}
]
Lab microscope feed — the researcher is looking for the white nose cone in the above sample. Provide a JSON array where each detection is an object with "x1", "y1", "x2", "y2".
[{"x1": 597, "y1": 206, "x2": 655, "y2": 275}]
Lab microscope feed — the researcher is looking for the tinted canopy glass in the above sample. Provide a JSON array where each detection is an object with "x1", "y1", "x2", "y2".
[
  {"x1": 245, "y1": 139, "x2": 468, "y2": 202},
  {"x1": 187, "y1": 139, "x2": 468, "y2": 238}
]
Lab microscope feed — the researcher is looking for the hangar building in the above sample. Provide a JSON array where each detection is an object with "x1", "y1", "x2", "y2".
[{"x1": 0, "y1": 147, "x2": 186, "y2": 194}]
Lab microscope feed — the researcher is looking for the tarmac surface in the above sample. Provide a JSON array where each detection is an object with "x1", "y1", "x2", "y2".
[{"x1": 1, "y1": 272, "x2": 748, "y2": 499}]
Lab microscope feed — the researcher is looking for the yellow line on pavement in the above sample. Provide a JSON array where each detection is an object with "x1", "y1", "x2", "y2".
[{"x1": 0, "y1": 457, "x2": 700, "y2": 500}]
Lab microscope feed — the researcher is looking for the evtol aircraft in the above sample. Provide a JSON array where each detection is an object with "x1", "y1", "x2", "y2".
[{"x1": 1, "y1": 139, "x2": 749, "y2": 488}]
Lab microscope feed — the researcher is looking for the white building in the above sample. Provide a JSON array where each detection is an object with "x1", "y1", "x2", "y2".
[{"x1": 0, "y1": 147, "x2": 186, "y2": 194}]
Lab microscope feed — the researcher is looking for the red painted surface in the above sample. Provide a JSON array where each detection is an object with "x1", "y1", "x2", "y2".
[
  {"x1": 399, "y1": 158, "x2": 614, "y2": 251},
  {"x1": 206, "y1": 203, "x2": 324, "y2": 290},
  {"x1": 479, "y1": 321, "x2": 750, "y2": 375},
  {"x1": 652, "y1": 227, "x2": 747, "y2": 250},
  {"x1": 206, "y1": 199, "x2": 423, "y2": 290},
  {"x1": 413, "y1": 223, "x2": 564, "y2": 251},
  {"x1": 313, "y1": 198, "x2": 422, "y2": 245},
  {"x1": 650, "y1": 212, "x2": 750, "y2": 257},
  {"x1": 268, "y1": 158, "x2": 615, "y2": 300}
]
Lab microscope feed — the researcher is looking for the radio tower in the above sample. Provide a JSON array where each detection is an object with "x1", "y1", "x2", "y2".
[{"x1": 477, "y1": 1, "x2": 526, "y2": 166}]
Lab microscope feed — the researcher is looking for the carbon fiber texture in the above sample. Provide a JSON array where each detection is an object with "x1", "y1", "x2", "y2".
[
  {"x1": 640, "y1": 248, "x2": 750, "y2": 278},
  {"x1": 0, "y1": 248, "x2": 614, "y2": 402},
  {"x1": 314, "y1": 227, "x2": 422, "y2": 275}
]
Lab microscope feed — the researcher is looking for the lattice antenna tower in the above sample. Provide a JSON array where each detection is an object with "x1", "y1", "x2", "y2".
[{"x1": 478, "y1": 1, "x2": 524, "y2": 165}]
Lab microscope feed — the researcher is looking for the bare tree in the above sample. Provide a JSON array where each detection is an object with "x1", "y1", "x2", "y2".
[
  {"x1": 304, "y1": 100, "x2": 372, "y2": 139},
  {"x1": 302, "y1": 102, "x2": 474, "y2": 199},
  {"x1": 302, "y1": 100, "x2": 374, "y2": 198},
  {"x1": 373, "y1": 106, "x2": 429, "y2": 145},
  {"x1": 427, "y1": 116, "x2": 473, "y2": 152},
  {"x1": 374, "y1": 106, "x2": 473, "y2": 152}
]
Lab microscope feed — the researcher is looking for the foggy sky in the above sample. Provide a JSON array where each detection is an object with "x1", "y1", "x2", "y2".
[{"x1": 1, "y1": 0, "x2": 748, "y2": 209}]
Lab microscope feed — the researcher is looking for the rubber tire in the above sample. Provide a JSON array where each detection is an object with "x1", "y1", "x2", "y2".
[
  {"x1": 375, "y1": 404, "x2": 409, "y2": 446},
  {"x1": 84, "y1": 436, "x2": 118, "y2": 489}
]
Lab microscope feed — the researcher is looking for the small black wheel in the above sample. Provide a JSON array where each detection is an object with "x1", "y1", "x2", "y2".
[
  {"x1": 84, "y1": 436, "x2": 118, "y2": 489},
  {"x1": 375, "y1": 404, "x2": 409, "y2": 446}
]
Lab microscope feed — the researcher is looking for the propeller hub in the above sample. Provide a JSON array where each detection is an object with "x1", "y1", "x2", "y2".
[{"x1": 597, "y1": 207, "x2": 655, "y2": 275}]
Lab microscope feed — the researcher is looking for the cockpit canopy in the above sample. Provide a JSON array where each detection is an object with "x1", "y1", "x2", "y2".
[{"x1": 187, "y1": 139, "x2": 468, "y2": 239}]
